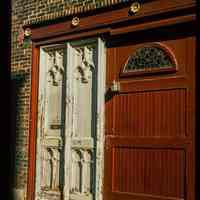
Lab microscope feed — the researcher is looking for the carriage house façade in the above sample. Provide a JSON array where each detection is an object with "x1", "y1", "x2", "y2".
[{"x1": 11, "y1": 0, "x2": 199, "y2": 200}]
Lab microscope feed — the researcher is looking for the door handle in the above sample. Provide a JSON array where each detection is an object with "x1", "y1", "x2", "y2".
[
  {"x1": 110, "y1": 80, "x2": 120, "y2": 92},
  {"x1": 105, "y1": 80, "x2": 120, "y2": 101}
]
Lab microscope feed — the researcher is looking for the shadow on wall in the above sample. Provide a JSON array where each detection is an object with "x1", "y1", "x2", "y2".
[
  {"x1": 0, "y1": 0, "x2": 11, "y2": 198},
  {"x1": 11, "y1": 72, "x2": 30, "y2": 200}
]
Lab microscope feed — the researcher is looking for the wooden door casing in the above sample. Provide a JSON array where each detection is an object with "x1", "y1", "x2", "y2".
[{"x1": 104, "y1": 29, "x2": 196, "y2": 200}]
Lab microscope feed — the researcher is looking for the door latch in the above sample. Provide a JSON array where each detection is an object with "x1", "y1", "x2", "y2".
[{"x1": 110, "y1": 80, "x2": 120, "y2": 92}]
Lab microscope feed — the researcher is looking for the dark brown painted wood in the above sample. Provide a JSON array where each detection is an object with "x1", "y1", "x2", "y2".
[
  {"x1": 33, "y1": 14, "x2": 196, "y2": 47},
  {"x1": 29, "y1": 0, "x2": 196, "y2": 42},
  {"x1": 104, "y1": 29, "x2": 196, "y2": 200},
  {"x1": 27, "y1": 44, "x2": 40, "y2": 200},
  {"x1": 110, "y1": 14, "x2": 196, "y2": 36}
]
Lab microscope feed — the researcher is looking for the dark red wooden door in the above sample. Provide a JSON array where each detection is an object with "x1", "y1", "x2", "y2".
[{"x1": 104, "y1": 30, "x2": 196, "y2": 200}]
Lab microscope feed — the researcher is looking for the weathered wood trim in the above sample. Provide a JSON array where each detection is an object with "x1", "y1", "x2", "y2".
[
  {"x1": 32, "y1": 13, "x2": 196, "y2": 48},
  {"x1": 28, "y1": 1, "x2": 196, "y2": 42},
  {"x1": 110, "y1": 13, "x2": 196, "y2": 36},
  {"x1": 27, "y1": 44, "x2": 40, "y2": 200},
  {"x1": 32, "y1": 28, "x2": 111, "y2": 47},
  {"x1": 27, "y1": 39, "x2": 106, "y2": 200}
]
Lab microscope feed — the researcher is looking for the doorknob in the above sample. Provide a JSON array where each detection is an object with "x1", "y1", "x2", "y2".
[{"x1": 110, "y1": 80, "x2": 120, "y2": 92}]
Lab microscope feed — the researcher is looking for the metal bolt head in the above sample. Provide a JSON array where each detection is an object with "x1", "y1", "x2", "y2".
[
  {"x1": 130, "y1": 2, "x2": 141, "y2": 14},
  {"x1": 71, "y1": 17, "x2": 80, "y2": 27},
  {"x1": 24, "y1": 28, "x2": 32, "y2": 37}
]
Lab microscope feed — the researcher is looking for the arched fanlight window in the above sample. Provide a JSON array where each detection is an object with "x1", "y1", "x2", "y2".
[{"x1": 121, "y1": 43, "x2": 177, "y2": 77}]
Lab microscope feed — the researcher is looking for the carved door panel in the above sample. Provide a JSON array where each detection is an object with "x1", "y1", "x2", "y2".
[
  {"x1": 35, "y1": 46, "x2": 65, "y2": 200},
  {"x1": 104, "y1": 32, "x2": 196, "y2": 200},
  {"x1": 65, "y1": 42, "x2": 100, "y2": 200},
  {"x1": 35, "y1": 39, "x2": 105, "y2": 200}
]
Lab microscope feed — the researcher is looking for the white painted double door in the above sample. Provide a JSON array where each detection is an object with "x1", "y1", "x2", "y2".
[{"x1": 35, "y1": 39, "x2": 105, "y2": 200}]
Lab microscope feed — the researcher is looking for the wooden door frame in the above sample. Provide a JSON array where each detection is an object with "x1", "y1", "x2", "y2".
[
  {"x1": 27, "y1": 39, "x2": 106, "y2": 200},
  {"x1": 27, "y1": 44, "x2": 40, "y2": 200},
  {"x1": 26, "y1": 2, "x2": 197, "y2": 200}
]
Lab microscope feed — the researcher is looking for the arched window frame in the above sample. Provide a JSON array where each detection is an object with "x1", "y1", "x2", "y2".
[{"x1": 120, "y1": 43, "x2": 178, "y2": 77}]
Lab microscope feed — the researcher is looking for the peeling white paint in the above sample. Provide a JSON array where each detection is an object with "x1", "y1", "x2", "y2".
[
  {"x1": 36, "y1": 45, "x2": 65, "y2": 200},
  {"x1": 35, "y1": 39, "x2": 106, "y2": 200}
]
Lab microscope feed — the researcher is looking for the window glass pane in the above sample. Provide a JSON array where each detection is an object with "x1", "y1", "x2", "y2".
[{"x1": 124, "y1": 46, "x2": 175, "y2": 72}]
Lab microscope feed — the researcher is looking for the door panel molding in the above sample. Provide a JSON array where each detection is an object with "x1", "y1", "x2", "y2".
[{"x1": 31, "y1": 38, "x2": 106, "y2": 200}]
